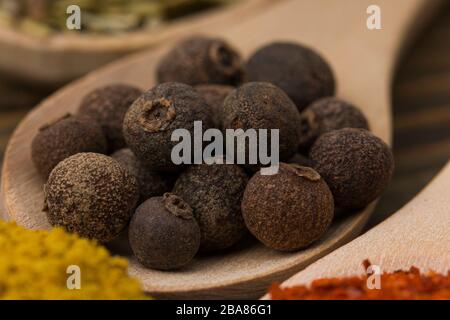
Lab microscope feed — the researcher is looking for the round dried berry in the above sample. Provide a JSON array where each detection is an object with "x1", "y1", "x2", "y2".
[
  {"x1": 111, "y1": 148, "x2": 175, "y2": 203},
  {"x1": 195, "y1": 84, "x2": 234, "y2": 128},
  {"x1": 44, "y1": 153, "x2": 139, "y2": 243},
  {"x1": 298, "y1": 97, "x2": 369, "y2": 149},
  {"x1": 157, "y1": 36, "x2": 245, "y2": 86},
  {"x1": 173, "y1": 164, "x2": 248, "y2": 252},
  {"x1": 242, "y1": 163, "x2": 334, "y2": 251},
  {"x1": 222, "y1": 82, "x2": 301, "y2": 167},
  {"x1": 129, "y1": 193, "x2": 200, "y2": 270},
  {"x1": 31, "y1": 114, "x2": 107, "y2": 178},
  {"x1": 310, "y1": 128, "x2": 394, "y2": 210},
  {"x1": 123, "y1": 82, "x2": 213, "y2": 172},
  {"x1": 246, "y1": 42, "x2": 335, "y2": 111},
  {"x1": 79, "y1": 84, "x2": 142, "y2": 152}
]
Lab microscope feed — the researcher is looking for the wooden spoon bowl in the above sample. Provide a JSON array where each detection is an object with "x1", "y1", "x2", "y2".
[{"x1": 0, "y1": 0, "x2": 439, "y2": 299}]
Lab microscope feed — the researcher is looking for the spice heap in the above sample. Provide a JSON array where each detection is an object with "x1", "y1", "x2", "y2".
[
  {"x1": 0, "y1": 0, "x2": 229, "y2": 37},
  {"x1": 0, "y1": 220, "x2": 146, "y2": 299},
  {"x1": 269, "y1": 261, "x2": 450, "y2": 300},
  {"x1": 31, "y1": 35, "x2": 394, "y2": 272}
]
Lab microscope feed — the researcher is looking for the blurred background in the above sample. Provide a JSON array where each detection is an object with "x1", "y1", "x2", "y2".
[{"x1": 0, "y1": 0, "x2": 449, "y2": 229}]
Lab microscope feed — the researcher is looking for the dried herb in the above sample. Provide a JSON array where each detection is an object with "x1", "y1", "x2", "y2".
[{"x1": 0, "y1": 0, "x2": 230, "y2": 36}]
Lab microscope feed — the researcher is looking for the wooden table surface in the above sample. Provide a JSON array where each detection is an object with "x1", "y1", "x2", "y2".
[{"x1": 0, "y1": 3, "x2": 450, "y2": 231}]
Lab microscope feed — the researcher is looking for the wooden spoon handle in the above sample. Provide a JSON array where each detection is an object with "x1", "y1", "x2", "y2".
[{"x1": 281, "y1": 160, "x2": 450, "y2": 288}]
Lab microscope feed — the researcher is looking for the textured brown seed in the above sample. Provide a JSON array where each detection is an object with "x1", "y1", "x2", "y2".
[
  {"x1": 241, "y1": 163, "x2": 334, "y2": 251},
  {"x1": 222, "y1": 82, "x2": 301, "y2": 168},
  {"x1": 157, "y1": 36, "x2": 245, "y2": 86},
  {"x1": 246, "y1": 42, "x2": 335, "y2": 111},
  {"x1": 129, "y1": 193, "x2": 201, "y2": 270},
  {"x1": 123, "y1": 82, "x2": 213, "y2": 172},
  {"x1": 195, "y1": 84, "x2": 234, "y2": 128},
  {"x1": 44, "y1": 153, "x2": 139, "y2": 243},
  {"x1": 79, "y1": 84, "x2": 142, "y2": 152},
  {"x1": 111, "y1": 148, "x2": 175, "y2": 203},
  {"x1": 288, "y1": 153, "x2": 313, "y2": 168},
  {"x1": 31, "y1": 114, "x2": 107, "y2": 178},
  {"x1": 298, "y1": 97, "x2": 369, "y2": 149},
  {"x1": 173, "y1": 164, "x2": 248, "y2": 252},
  {"x1": 310, "y1": 128, "x2": 394, "y2": 210}
]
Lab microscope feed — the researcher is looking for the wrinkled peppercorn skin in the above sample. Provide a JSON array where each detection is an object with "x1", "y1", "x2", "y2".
[
  {"x1": 246, "y1": 42, "x2": 335, "y2": 111},
  {"x1": 195, "y1": 84, "x2": 234, "y2": 128},
  {"x1": 288, "y1": 153, "x2": 313, "y2": 167},
  {"x1": 173, "y1": 164, "x2": 248, "y2": 252},
  {"x1": 44, "y1": 153, "x2": 139, "y2": 243},
  {"x1": 157, "y1": 36, "x2": 245, "y2": 86},
  {"x1": 310, "y1": 128, "x2": 394, "y2": 210},
  {"x1": 79, "y1": 84, "x2": 142, "y2": 152},
  {"x1": 298, "y1": 97, "x2": 369, "y2": 149},
  {"x1": 31, "y1": 114, "x2": 107, "y2": 178},
  {"x1": 111, "y1": 148, "x2": 175, "y2": 204},
  {"x1": 123, "y1": 82, "x2": 213, "y2": 172},
  {"x1": 222, "y1": 82, "x2": 302, "y2": 168},
  {"x1": 129, "y1": 194, "x2": 200, "y2": 270},
  {"x1": 242, "y1": 164, "x2": 334, "y2": 251}
]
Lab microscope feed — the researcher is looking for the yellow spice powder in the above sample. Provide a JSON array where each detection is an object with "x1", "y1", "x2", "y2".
[{"x1": 0, "y1": 220, "x2": 146, "y2": 299}]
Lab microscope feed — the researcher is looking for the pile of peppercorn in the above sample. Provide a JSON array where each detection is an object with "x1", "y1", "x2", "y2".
[{"x1": 32, "y1": 36, "x2": 394, "y2": 270}]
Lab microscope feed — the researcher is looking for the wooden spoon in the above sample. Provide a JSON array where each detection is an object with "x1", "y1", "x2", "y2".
[
  {"x1": 0, "y1": 0, "x2": 273, "y2": 86},
  {"x1": 0, "y1": 0, "x2": 440, "y2": 299},
  {"x1": 266, "y1": 161, "x2": 450, "y2": 298}
]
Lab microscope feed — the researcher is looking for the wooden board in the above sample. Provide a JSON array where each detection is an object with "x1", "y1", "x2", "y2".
[{"x1": 0, "y1": 0, "x2": 439, "y2": 299}]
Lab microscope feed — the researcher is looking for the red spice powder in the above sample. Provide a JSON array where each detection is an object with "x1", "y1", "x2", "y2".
[{"x1": 269, "y1": 260, "x2": 450, "y2": 300}]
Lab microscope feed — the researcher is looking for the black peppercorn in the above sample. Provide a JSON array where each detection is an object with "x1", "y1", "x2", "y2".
[
  {"x1": 288, "y1": 153, "x2": 313, "y2": 167},
  {"x1": 310, "y1": 128, "x2": 394, "y2": 210},
  {"x1": 246, "y1": 42, "x2": 335, "y2": 111},
  {"x1": 195, "y1": 84, "x2": 234, "y2": 128},
  {"x1": 111, "y1": 148, "x2": 175, "y2": 203},
  {"x1": 157, "y1": 36, "x2": 245, "y2": 86},
  {"x1": 129, "y1": 193, "x2": 200, "y2": 270},
  {"x1": 31, "y1": 114, "x2": 107, "y2": 178},
  {"x1": 123, "y1": 82, "x2": 213, "y2": 172},
  {"x1": 173, "y1": 164, "x2": 248, "y2": 252},
  {"x1": 298, "y1": 97, "x2": 370, "y2": 149},
  {"x1": 44, "y1": 153, "x2": 139, "y2": 243},
  {"x1": 222, "y1": 82, "x2": 301, "y2": 166},
  {"x1": 79, "y1": 84, "x2": 142, "y2": 152},
  {"x1": 241, "y1": 163, "x2": 334, "y2": 251}
]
